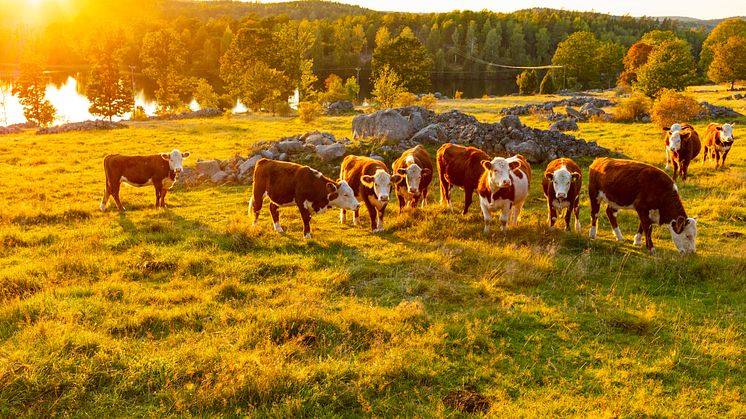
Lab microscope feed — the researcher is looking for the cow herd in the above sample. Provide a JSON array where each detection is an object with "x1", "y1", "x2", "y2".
[{"x1": 99, "y1": 122, "x2": 739, "y2": 256}]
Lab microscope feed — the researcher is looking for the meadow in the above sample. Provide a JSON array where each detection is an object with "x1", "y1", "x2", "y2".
[{"x1": 0, "y1": 91, "x2": 744, "y2": 417}]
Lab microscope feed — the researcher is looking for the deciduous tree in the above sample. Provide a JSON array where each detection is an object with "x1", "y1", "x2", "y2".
[
  {"x1": 85, "y1": 30, "x2": 133, "y2": 121},
  {"x1": 13, "y1": 63, "x2": 56, "y2": 126},
  {"x1": 371, "y1": 36, "x2": 433, "y2": 93},
  {"x1": 707, "y1": 36, "x2": 746, "y2": 90},
  {"x1": 635, "y1": 38, "x2": 696, "y2": 97}
]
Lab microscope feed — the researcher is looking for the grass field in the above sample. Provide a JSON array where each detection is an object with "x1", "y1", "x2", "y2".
[{"x1": 0, "y1": 92, "x2": 745, "y2": 416}]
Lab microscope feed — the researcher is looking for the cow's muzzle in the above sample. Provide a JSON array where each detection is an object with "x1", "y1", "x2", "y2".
[{"x1": 556, "y1": 193, "x2": 567, "y2": 200}]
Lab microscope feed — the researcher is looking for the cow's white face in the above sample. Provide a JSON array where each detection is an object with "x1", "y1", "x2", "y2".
[
  {"x1": 669, "y1": 123, "x2": 682, "y2": 133},
  {"x1": 396, "y1": 160, "x2": 430, "y2": 196},
  {"x1": 720, "y1": 123, "x2": 735, "y2": 142},
  {"x1": 545, "y1": 165, "x2": 579, "y2": 200},
  {"x1": 160, "y1": 149, "x2": 190, "y2": 173},
  {"x1": 328, "y1": 180, "x2": 359, "y2": 210},
  {"x1": 362, "y1": 169, "x2": 401, "y2": 202},
  {"x1": 668, "y1": 131, "x2": 682, "y2": 152},
  {"x1": 669, "y1": 217, "x2": 697, "y2": 255},
  {"x1": 483, "y1": 157, "x2": 520, "y2": 190}
]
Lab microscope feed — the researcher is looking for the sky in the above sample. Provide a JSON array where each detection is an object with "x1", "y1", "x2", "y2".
[{"x1": 248, "y1": 0, "x2": 746, "y2": 20}]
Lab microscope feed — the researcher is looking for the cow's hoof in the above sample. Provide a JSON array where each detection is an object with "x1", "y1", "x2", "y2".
[
  {"x1": 99, "y1": 204, "x2": 107, "y2": 212},
  {"x1": 589, "y1": 226, "x2": 597, "y2": 239},
  {"x1": 649, "y1": 247, "x2": 656, "y2": 255},
  {"x1": 273, "y1": 223, "x2": 284, "y2": 233},
  {"x1": 633, "y1": 233, "x2": 643, "y2": 246},
  {"x1": 304, "y1": 233, "x2": 312, "y2": 239},
  {"x1": 483, "y1": 226, "x2": 490, "y2": 235}
]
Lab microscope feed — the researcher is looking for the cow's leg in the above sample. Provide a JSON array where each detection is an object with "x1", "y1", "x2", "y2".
[
  {"x1": 714, "y1": 148, "x2": 722, "y2": 169},
  {"x1": 500, "y1": 201, "x2": 512, "y2": 233},
  {"x1": 100, "y1": 183, "x2": 110, "y2": 212},
  {"x1": 269, "y1": 203, "x2": 283, "y2": 233},
  {"x1": 364, "y1": 199, "x2": 377, "y2": 232},
  {"x1": 564, "y1": 204, "x2": 573, "y2": 232},
  {"x1": 249, "y1": 192, "x2": 263, "y2": 226},
  {"x1": 702, "y1": 146, "x2": 708, "y2": 166},
  {"x1": 548, "y1": 200, "x2": 558, "y2": 229},
  {"x1": 339, "y1": 209, "x2": 346, "y2": 224},
  {"x1": 681, "y1": 158, "x2": 690, "y2": 180},
  {"x1": 297, "y1": 205, "x2": 313, "y2": 239},
  {"x1": 353, "y1": 207, "x2": 361, "y2": 226},
  {"x1": 420, "y1": 188, "x2": 428, "y2": 208},
  {"x1": 376, "y1": 204, "x2": 387, "y2": 232},
  {"x1": 721, "y1": 149, "x2": 730, "y2": 168},
  {"x1": 635, "y1": 209, "x2": 655, "y2": 254},
  {"x1": 671, "y1": 159, "x2": 679, "y2": 181},
  {"x1": 606, "y1": 206, "x2": 624, "y2": 241},
  {"x1": 480, "y1": 198, "x2": 492, "y2": 234},
  {"x1": 634, "y1": 222, "x2": 644, "y2": 246},
  {"x1": 110, "y1": 181, "x2": 125, "y2": 211},
  {"x1": 589, "y1": 189, "x2": 600, "y2": 239},
  {"x1": 439, "y1": 172, "x2": 452, "y2": 211},
  {"x1": 153, "y1": 183, "x2": 163, "y2": 209},
  {"x1": 573, "y1": 199, "x2": 582, "y2": 234},
  {"x1": 511, "y1": 199, "x2": 525, "y2": 226},
  {"x1": 665, "y1": 147, "x2": 671, "y2": 170},
  {"x1": 463, "y1": 186, "x2": 473, "y2": 215},
  {"x1": 159, "y1": 188, "x2": 168, "y2": 209},
  {"x1": 397, "y1": 188, "x2": 406, "y2": 213}
]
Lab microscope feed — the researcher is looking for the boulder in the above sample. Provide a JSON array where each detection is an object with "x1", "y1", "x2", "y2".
[
  {"x1": 508, "y1": 140, "x2": 545, "y2": 163},
  {"x1": 550, "y1": 119, "x2": 579, "y2": 132},
  {"x1": 276, "y1": 140, "x2": 304, "y2": 153},
  {"x1": 410, "y1": 123, "x2": 447, "y2": 144},
  {"x1": 500, "y1": 115, "x2": 523, "y2": 131},
  {"x1": 260, "y1": 149, "x2": 277, "y2": 159},
  {"x1": 304, "y1": 132, "x2": 335, "y2": 146},
  {"x1": 239, "y1": 155, "x2": 263, "y2": 177},
  {"x1": 352, "y1": 109, "x2": 414, "y2": 142},
  {"x1": 565, "y1": 106, "x2": 586, "y2": 121},
  {"x1": 195, "y1": 160, "x2": 221, "y2": 178},
  {"x1": 316, "y1": 143, "x2": 347, "y2": 162},
  {"x1": 211, "y1": 171, "x2": 229, "y2": 184},
  {"x1": 327, "y1": 100, "x2": 355, "y2": 115},
  {"x1": 369, "y1": 154, "x2": 385, "y2": 162}
]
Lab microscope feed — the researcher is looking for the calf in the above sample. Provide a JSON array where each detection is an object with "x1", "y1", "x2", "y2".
[
  {"x1": 249, "y1": 159, "x2": 359, "y2": 239},
  {"x1": 703, "y1": 123, "x2": 736, "y2": 168},
  {"x1": 339, "y1": 155, "x2": 402, "y2": 232},
  {"x1": 100, "y1": 149, "x2": 190, "y2": 211},
  {"x1": 588, "y1": 157, "x2": 697, "y2": 255},
  {"x1": 478, "y1": 154, "x2": 532, "y2": 233},
  {"x1": 542, "y1": 158, "x2": 582, "y2": 233},
  {"x1": 663, "y1": 123, "x2": 700, "y2": 181},
  {"x1": 436, "y1": 143, "x2": 491, "y2": 214},
  {"x1": 391, "y1": 145, "x2": 434, "y2": 210}
]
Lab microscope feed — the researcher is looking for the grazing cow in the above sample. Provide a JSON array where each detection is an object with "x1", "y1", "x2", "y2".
[
  {"x1": 436, "y1": 143, "x2": 491, "y2": 214},
  {"x1": 391, "y1": 145, "x2": 434, "y2": 210},
  {"x1": 588, "y1": 157, "x2": 697, "y2": 255},
  {"x1": 478, "y1": 154, "x2": 532, "y2": 233},
  {"x1": 703, "y1": 123, "x2": 736, "y2": 168},
  {"x1": 663, "y1": 123, "x2": 701, "y2": 181},
  {"x1": 100, "y1": 149, "x2": 190, "y2": 211},
  {"x1": 249, "y1": 159, "x2": 359, "y2": 239},
  {"x1": 339, "y1": 155, "x2": 402, "y2": 232},
  {"x1": 542, "y1": 158, "x2": 582, "y2": 233}
]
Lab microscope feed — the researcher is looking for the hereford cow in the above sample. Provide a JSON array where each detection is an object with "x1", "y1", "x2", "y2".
[
  {"x1": 663, "y1": 123, "x2": 701, "y2": 181},
  {"x1": 249, "y1": 159, "x2": 359, "y2": 239},
  {"x1": 436, "y1": 143, "x2": 491, "y2": 214},
  {"x1": 703, "y1": 122, "x2": 736, "y2": 168},
  {"x1": 478, "y1": 154, "x2": 531, "y2": 233},
  {"x1": 588, "y1": 157, "x2": 697, "y2": 255},
  {"x1": 339, "y1": 155, "x2": 402, "y2": 232},
  {"x1": 542, "y1": 158, "x2": 582, "y2": 233},
  {"x1": 391, "y1": 145, "x2": 434, "y2": 210},
  {"x1": 100, "y1": 149, "x2": 190, "y2": 211}
]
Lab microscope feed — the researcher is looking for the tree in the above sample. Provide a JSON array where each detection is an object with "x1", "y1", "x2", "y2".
[
  {"x1": 272, "y1": 21, "x2": 317, "y2": 96},
  {"x1": 239, "y1": 61, "x2": 291, "y2": 113},
  {"x1": 596, "y1": 41, "x2": 625, "y2": 88},
  {"x1": 700, "y1": 18, "x2": 746, "y2": 75},
  {"x1": 371, "y1": 36, "x2": 433, "y2": 93},
  {"x1": 192, "y1": 78, "x2": 219, "y2": 109},
  {"x1": 13, "y1": 63, "x2": 56, "y2": 126},
  {"x1": 708, "y1": 36, "x2": 746, "y2": 90},
  {"x1": 374, "y1": 26, "x2": 391, "y2": 48},
  {"x1": 85, "y1": 30, "x2": 133, "y2": 121},
  {"x1": 516, "y1": 70, "x2": 538, "y2": 95},
  {"x1": 140, "y1": 29, "x2": 191, "y2": 113},
  {"x1": 344, "y1": 76, "x2": 360, "y2": 101},
  {"x1": 539, "y1": 72, "x2": 556, "y2": 94},
  {"x1": 371, "y1": 64, "x2": 405, "y2": 109},
  {"x1": 618, "y1": 42, "x2": 654, "y2": 86},
  {"x1": 551, "y1": 31, "x2": 600, "y2": 88},
  {"x1": 635, "y1": 38, "x2": 696, "y2": 97}
]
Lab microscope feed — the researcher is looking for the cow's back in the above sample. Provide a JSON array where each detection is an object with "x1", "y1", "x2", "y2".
[
  {"x1": 679, "y1": 124, "x2": 701, "y2": 159},
  {"x1": 104, "y1": 154, "x2": 169, "y2": 185},
  {"x1": 704, "y1": 123, "x2": 721, "y2": 148},
  {"x1": 590, "y1": 158, "x2": 672, "y2": 207},
  {"x1": 437, "y1": 144, "x2": 489, "y2": 188},
  {"x1": 341, "y1": 155, "x2": 387, "y2": 194}
]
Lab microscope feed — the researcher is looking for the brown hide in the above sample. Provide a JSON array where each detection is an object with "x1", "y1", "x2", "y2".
[
  {"x1": 102, "y1": 154, "x2": 175, "y2": 210},
  {"x1": 391, "y1": 144, "x2": 434, "y2": 209},
  {"x1": 436, "y1": 143, "x2": 490, "y2": 214}
]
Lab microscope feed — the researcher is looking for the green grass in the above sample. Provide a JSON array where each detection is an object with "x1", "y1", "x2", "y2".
[{"x1": 0, "y1": 95, "x2": 744, "y2": 417}]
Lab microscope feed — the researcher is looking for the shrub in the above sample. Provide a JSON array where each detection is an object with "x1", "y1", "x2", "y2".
[
  {"x1": 454, "y1": 90, "x2": 463, "y2": 99},
  {"x1": 516, "y1": 70, "x2": 539, "y2": 95},
  {"x1": 274, "y1": 101, "x2": 293, "y2": 117},
  {"x1": 298, "y1": 101, "x2": 323, "y2": 123},
  {"x1": 395, "y1": 92, "x2": 417, "y2": 107},
  {"x1": 321, "y1": 74, "x2": 349, "y2": 104},
  {"x1": 417, "y1": 94, "x2": 437, "y2": 110},
  {"x1": 651, "y1": 89, "x2": 701, "y2": 128},
  {"x1": 539, "y1": 72, "x2": 556, "y2": 94},
  {"x1": 131, "y1": 106, "x2": 148, "y2": 121},
  {"x1": 613, "y1": 92, "x2": 652, "y2": 122},
  {"x1": 371, "y1": 64, "x2": 406, "y2": 109},
  {"x1": 344, "y1": 76, "x2": 360, "y2": 102}
]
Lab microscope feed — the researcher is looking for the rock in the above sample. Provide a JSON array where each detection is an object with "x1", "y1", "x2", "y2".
[
  {"x1": 697, "y1": 101, "x2": 744, "y2": 119},
  {"x1": 352, "y1": 109, "x2": 414, "y2": 142},
  {"x1": 195, "y1": 160, "x2": 221, "y2": 178},
  {"x1": 260, "y1": 149, "x2": 277, "y2": 159},
  {"x1": 550, "y1": 119, "x2": 580, "y2": 132},
  {"x1": 508, "y1": 140, "x2": 545, "y2": 163},
  {"x1": 211, "y1": 171, "x2": 229, "y2": 184},
  {"x1": 153, "y1": 108, "x2": 222, "y2": 121},
  {"x1": 303, "y1": 131, "x2": 336, "y2": 145},
  {"x1": 239, "y1": 155, "x2": 263, "y2": 177},
  {"x1": 641, "y1": 115, "x2": 651, "y2": 123},
  {"x1": 500, "y1": 115, "x2": 523, "y2": 131},
  {"x1": 278, "y1": 153, "x2": 288, "y2": 161},
  {"x1": 369, "y1": 154, "x2": 385, "y2": 162},
  {"x1": 408, "y1": 111, "x2": 426, "y2": 133},
  {"x1": 565, "y1": 106, "x2": 586, "y2": 121},
  {"x1": 316, "y1": 143, "x2": 347, "y2": 162},
  {"x1": 276, "y1": 140, "x2": 304, "y2": 154},
  {"x1": 410, "y1": 123, "x2": 447, "y2": 144},
  {"x1": 327, "y1": 100, "x2": 355, "y2": 115},
  {"x1": 36, "y1": 120, "x2": 128, "y2": 135}
]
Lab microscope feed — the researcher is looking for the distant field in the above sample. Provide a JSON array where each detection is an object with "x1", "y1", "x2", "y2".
[{"x1": 0, "y1": 92, "x2": 744, "y2": 416}]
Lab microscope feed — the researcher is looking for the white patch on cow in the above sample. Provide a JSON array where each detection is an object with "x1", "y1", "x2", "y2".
[
  {"x1": 480, "y1": 195, "x2": 493, "y2": 234},
  {"x1": 669, "y1": 123, "x2": 682, "y2": 133},
  {"x1": 304, "y1": 200, "x2": 324, "y2": 214},
  {"x1": 589, "y1": 225, "x2": 597, "y2": 239},
  {"x1": 486, "y1": 157, "x2": 513, "y2": 190},
  {"x1": 721, "y1": 123, "x2": 734, "y2": 142},
  {"x1": 551, "y1": 165, "x2": 573, "y2": 200},
  {"x1": 649, "y1": 209, "x2": 660, "y2": 224},
  {"x1": 634, "y1": 233, "x2": 642, "y2": 246},
  {"x1": 598, "y1": 191, "x2": 633, "y2": 210},
  {"x1": 405, "y1": 155, "x2": 416, "y2": 165},
  {"x1": 613, "y1": 226, "x2": 624, "y2": 241},
  {"x1": 575, "y1": 219, "x2": 582, "y2": 234},
  {"x1": 120, "y1": 176, "x2": 153, "y2": 187},
  {"x1": 668, "y1": 131, "x2": 682, "y2": 152},
  {"x1": 99, "y1": 202, "x2": 107, "y2": 212},
  {"x1": 160, "y1": 149, "x2": 189, "y2": 174},
  {"x1": 481, "y1": 195, "x2": 512, "y2": 233},
  {"x1": 665, "y1": 147, "x2": 671, "y2": 170},
  {"x1": 304, "y1": 232, "x2": 312, "y2": 239},
  {"x1": 310, "y1": 169, "x2": 323, "y2": 178},
  {"x1": 375, "y1": 216, "x2": 384, "y2": 232},
  {"x1": 273, "y1": 222, "x2": 284, "y2": 233},
  {"x1": 403, "y1": 163, "x2": 422, "y2": 195},
  {"x1": 328, "y1": 180, "x2": 359, "y2": 210},
  {"x1": 673, "y1": 184, "x2": 678, "y2": 193},
  {"x1": 339, "y1": 209, "x2": 345, "y2": 224},
  {"x1": 369, "y1": 169, "x2": 392, "y2": 203},
  {"x1": 669, "y1": 218, "x2": 697, "y2": 255}
]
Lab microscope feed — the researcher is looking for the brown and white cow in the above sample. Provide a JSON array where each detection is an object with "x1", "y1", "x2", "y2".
[
  {"x1": 100, "y1": 149, "x2": 190, "y2": 211},
  {"x1": 703, "y1": 122, "x2": 736, "y2": 168},
  {"x1": 339, "y1": 155, "x2": 402, "y2": 232},
  {"x1": 663, "y1": 123, "x2": 700, "y2": 181},
  {"x1": 588, "y1": 157, "x2": 697, "y2": 255},
  {"x1": 542, "y1": 158, "x2": 582, "y2": 233},
  {"x1": 249, "y1": 159, "x2": 359, "y2": 239},
  {"x1": 436, "y1": 143, "x2": 491, "y2": 214},
  {"x1": 478, "y1": 154, "x2": 531, "y2": 233},
  {"x1": 391, "y1": 145, "x2": 434, "y2": 210}
]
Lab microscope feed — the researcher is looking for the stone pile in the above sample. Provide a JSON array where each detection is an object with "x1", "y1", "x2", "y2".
[
  {"x1": 697, "y1": 102, "x2": 744, "y2": 119},
  {"x1": 326, "y1": 100, "x2": 356, "y2": 115},
  {"x1": 36, "y1": 120, "x2": 128, "y2": 135},
  {"x1": 499, "y1": 96, "x2": 615, "y2": 116},
  {"x1": 155, "y1": 108, "x2": 222, "y2": 120},
  {"x1": 0, "y1": 125, "x2": 24, "y2": 135},
  {"x1": 719, "y1": 93, "x2": 745, "y2": 101}
]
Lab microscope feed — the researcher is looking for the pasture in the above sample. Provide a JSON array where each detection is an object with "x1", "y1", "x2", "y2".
[{"x1": 0, "y1": 93, "x2": 744, "y2": 416}]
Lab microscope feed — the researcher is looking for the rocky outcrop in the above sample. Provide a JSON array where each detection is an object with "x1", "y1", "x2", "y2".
[
  {"x1": 352, "y1": 106, "x2": 435, "y2": 142},
  {"x1": 327, "y1": 100, "x2": 355, "y2": 115},
  {"x1": 550, "y1": 119, "x2": 579, "y2": 132},
  {"x1": 697, "y1": 102, "x2": 744, "y2": 119},
  {"x1": 36, "y1": 120, "x2": 128, "y2": 135},
  {"x1": 499, "y1": 96, "x2": 615, "y2": 116}
]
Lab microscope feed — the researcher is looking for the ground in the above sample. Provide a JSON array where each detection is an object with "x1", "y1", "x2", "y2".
[{"x1": 0, "y1": 87, "x2": 744, "y2": 416}]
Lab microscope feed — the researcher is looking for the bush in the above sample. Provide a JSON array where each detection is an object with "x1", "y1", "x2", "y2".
[
  {"x1": 516, "y1": 70, "x2": 539, "y2": 95},
  {"x1": 131, "y1": 106, "x2": 148, "y2": 121},
  {"x1": 417, "y1": 94, "x2": 437, "y2": 110},
  {"x1": 298, "y1": 101, "x2": 323, "y2": 123},
  {"x1": 454, "y1": 90, "x2": 463, "y2": 100},
  {"x1": 344, "y1": 77, "x2": 360, "y2": 102},
  {"x1": 539, "y1": 72, "x2": 556, "y2": 94},
  {"x1": 395, "y1": 92, "x2": 417, "y2": 107},
  {"x1": 274, "y1": 101, "x2": 293, "y2": 117},
  {"x1": 651, "y1": 89, "x2": 701, "y2": 128},
  {"x1": 613, "y1": 92, "x2": 652, "y2": 122}
]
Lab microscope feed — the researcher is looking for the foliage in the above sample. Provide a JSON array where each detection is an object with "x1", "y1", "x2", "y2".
[
  {"x1": 650, "y1": 89, "x2": 701, "y2": 128},
  {"x1": 700, "y1": 18, "x2": 746, "y2": 75},
  {"x1": 140, "y1": 29, "x2": 191, "y2": 113},
  {"x1": 297, "y1": 101, "x2": 323, "y2": 123},
  {"x1": 613, "y1": 92, "x2": 652, "y2": 122},
  {"x1": 618, "y1": 42, "x2": 654, "y2": 86},
  {"x1": 371, "y1": 64, "x2": 406, "y2": 109},
  {"x1": 372, "y1": 36, "x2": 433, "y2": 93},
  {"x1": 320, "y1": 74, "x2": 349, "y2": 104},
  {"x1": 394, "y1": 92, "x2": 417, "y2": 107},
  {"x1": 634, "y1": 38, "x2": 696, "y2": 97},
  {"x1": 551, "y1": 31, "x2": 624, "y2": 89},
  {"x1": 85, "y1": 30, "x2": 133, "y2": 121},
  {"x1": 539, "y1": 72, "x2": 556, "y2": 94},
  {"x1": 12, "y1": 63, "x2": 56, "y2": 126},
  {"x1": 271, "y1": 21, "x2": 316, "y2": 94},
  {"x1": 192, "y1": 78, "x2": 219, "y2": 109},
  {"x1": 344, "y1": 76, "x2": 360, "y2": 101},
  {"x1": 416, "y1": 93, "x2": 437, "y2": 110},
  {"x1": 516, "y1": 70, "x2": 539, "y2": 95},
  {"x1": 454, "y1": 90, "x2": 463, "y2": 99},
  {"x1": 707, "y1": 36, "x2": 746, "y2": 90},
  {"x1": 131, "y1": 105, "x2": 148, "y2": 121},
  {"x1": 596, "y1": 41, "x2": 626, "y2": 88}
]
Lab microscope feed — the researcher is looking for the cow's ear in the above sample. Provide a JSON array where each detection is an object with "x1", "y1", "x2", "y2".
[
  {"x1": 361, "y1": 175, "x2": 375, "y2": 187},
  {"x1": 544, "y1": 172, "x2": 554, "y2": 181},
  {"x1": 391, "y1": 174, "x2": 403, "y2": 184},
  {"x1": 717, "y1": 126, "x2": 723, "y2": 131},
  {"x1": 160, "y1": 153, "x2": 170, "y2": 161},
  {"x1": 397, "y1": 167, "x2": 407, "y2": 175},
  {"x1": 326, "y1": 182, "x2": 337, "y2": 193},
  {"x1": 509, "y1": 160, "x2": 521, "y2": 171},
  {"x1": 571, "y1": 172, "x2": 581, "y2": 181},
  {"x1": 481, "y1": 160, "x2": 492, "y2": 171},
  {"x1": 673, "y1": 216, "x2": 687, "y2": 233},
  {"x1": 181, "y1": 152, "x2": 190, "y2": 158},
  {"x1": 662, "y1": 126, "x2": 670, "y2": 131},
  {"x1": 422, "y1": 168, "x2": 432, "y2": 177}
]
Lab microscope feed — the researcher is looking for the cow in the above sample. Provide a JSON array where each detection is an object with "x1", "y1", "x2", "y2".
[
  {"x1": 663, "y1": 123, "x2": 701, "y2": 181},
  {"x1": 339, "y1": 155, "x2": 402, "y2": 232},
  {"x1": 391, "y1": 145, "x2": 434, "y2": 210},
  {"x1": 478, "y1": 154, "x2": 531, "y2": 233},
  {"x1": 542, "y1": 158, "x2": 582, "y2": 233},
  {"x1": 249, "y1": 159, "x2": 359, "y2": 239},
  {"x1": 436, "y1": 143, "x2": 491, "y2": 214},
  {"x1": 100, "y1": 149, "x2": 190, "y2": 211},
  {"x1": 703, "y1": 122, "x2": 736, "y2": 168},
  {"x1": 588, "y1": 157, "x2": 697, "y2": 255}
]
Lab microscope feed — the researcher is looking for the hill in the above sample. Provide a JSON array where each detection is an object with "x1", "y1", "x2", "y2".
[{"x1": 163, "y1": 0, "x2": 374, "y2": 21}]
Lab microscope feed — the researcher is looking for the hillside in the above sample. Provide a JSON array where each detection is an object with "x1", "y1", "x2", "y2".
[{"x1": 163, "y1": 0, "x2": 374, "y2": 21}]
